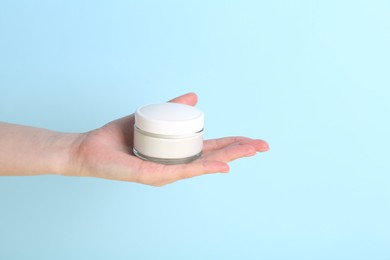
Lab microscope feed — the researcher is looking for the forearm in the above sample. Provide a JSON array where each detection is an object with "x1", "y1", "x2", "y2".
[{"x1": 0, "y1": 122, "x2": 81, "y2": 176}]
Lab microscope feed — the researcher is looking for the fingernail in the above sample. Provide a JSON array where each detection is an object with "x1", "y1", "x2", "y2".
[
  {"x1": 221, "y1": 165, "x2": 230, "y2": 173},
  {"x1": 256, "y1": 140, "x2": 270, "y2": 152}
]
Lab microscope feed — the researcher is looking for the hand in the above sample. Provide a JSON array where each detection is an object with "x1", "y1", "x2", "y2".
[{"x1": 66, "y1": 93, "x2": 269, "y2": 186}]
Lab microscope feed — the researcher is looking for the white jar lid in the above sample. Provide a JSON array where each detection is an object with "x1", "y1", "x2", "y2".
[{"x1": 135, "y1": 103, "x2": 204, "y2": 135}]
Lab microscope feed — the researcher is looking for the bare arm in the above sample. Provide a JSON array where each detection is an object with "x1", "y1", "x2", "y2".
[
  {"x1": 0, "y1": 93, "x2": 269, "y2": 186},
  {"x1": 0, "y1": 122, "x2": 80, "y2": 176}
]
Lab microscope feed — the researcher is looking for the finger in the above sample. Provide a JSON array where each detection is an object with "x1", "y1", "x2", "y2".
[
  {"x1": 168, "y1": 92, "x2": 198, "y2": 106},
  {"x1": 250, "y1": 139, "x2": 270, "y2": 152},
  {"x1": 203, "y1": 136, "x2": 252, "y2": 152},
  {"x1": 204, "y1": 143, "x2": 258, "y2": 163},
  {"x1": 203, "y1": 137, "x2": 269, "y2": 152}
]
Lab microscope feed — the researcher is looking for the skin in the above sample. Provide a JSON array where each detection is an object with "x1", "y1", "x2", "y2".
[{"x1": 0, "y1": 93, "x2": 269, "y2": 186}]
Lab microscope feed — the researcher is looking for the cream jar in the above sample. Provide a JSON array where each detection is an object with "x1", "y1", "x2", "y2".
[{"x1": 133, "y1": 103, "x2": 204, "y2": 164}]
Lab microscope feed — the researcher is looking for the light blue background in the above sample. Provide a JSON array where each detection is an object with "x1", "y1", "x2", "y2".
[{"x1": 1, "y1": 1, "x2": 390, "y2": 259}]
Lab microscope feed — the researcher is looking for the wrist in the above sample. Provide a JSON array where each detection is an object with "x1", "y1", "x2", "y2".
[{"x1": 45, "y1": 132, "x2": 85, "y2": 176}]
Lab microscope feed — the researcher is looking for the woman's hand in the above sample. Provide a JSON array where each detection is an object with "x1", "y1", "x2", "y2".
[{"x1": 65, "y1": 93, "x2": 269, "y2": 186}]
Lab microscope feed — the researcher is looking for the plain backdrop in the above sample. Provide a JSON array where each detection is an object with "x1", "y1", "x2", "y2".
[{"x1": 1, "y1": 1, "x2": 390, "y2": 259}]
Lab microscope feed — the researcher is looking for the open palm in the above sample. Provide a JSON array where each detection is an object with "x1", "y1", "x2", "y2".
[{"x1": 68, "y1": 93, "x2": 269, "y2": 186}]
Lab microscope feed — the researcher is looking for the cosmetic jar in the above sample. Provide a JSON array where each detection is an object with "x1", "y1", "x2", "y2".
[{"x1": 133, "y1": 103, "x2": 204, "y2": 164}]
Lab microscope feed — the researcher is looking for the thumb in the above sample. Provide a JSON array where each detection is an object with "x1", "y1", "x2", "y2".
[{"x1": 168, "y1": 92, "x2": 198, "y2": 106}]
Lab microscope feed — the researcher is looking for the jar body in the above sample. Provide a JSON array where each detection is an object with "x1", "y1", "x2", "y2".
[{"x1": 133, "y1": 126, "x2": 203, "y2": 164}]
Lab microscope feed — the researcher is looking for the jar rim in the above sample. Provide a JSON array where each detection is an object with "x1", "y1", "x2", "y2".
[{"x1": 134, "y1": 125, "x2": 203, "y2": 139}]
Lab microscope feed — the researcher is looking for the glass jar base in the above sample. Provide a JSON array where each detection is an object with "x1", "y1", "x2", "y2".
[{"x1": 133, "y1": 148, "x2": 202, "y2": 165}]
